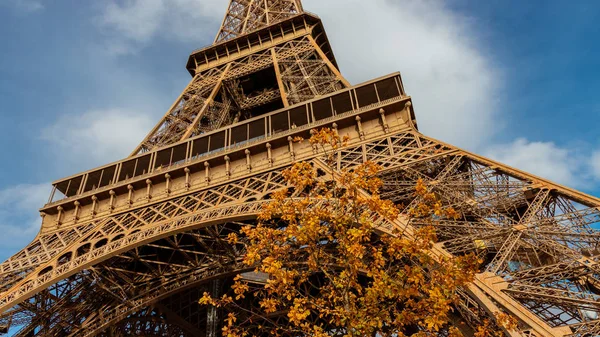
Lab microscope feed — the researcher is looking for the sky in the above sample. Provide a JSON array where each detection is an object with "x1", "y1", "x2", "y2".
[{"x1": 0, "y1": 0, "x2": 599, "y2": 261}]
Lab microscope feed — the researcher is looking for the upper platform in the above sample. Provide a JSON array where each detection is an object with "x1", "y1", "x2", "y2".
[
  {"x1": 214, "y1": 0, "x2": 304, "y2": 43},
  {"x1": 186, "y1": 13, "x2": 339, "y2": 76}
]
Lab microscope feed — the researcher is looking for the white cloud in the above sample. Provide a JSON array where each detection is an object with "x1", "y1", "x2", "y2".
[
  {"x1": 591, "y1": 151, "x2": 600, "y2": 180},
  {"x1": 94, "y1": 0, "x2": 501, "y2": 148},
  {"x1": 3, "y1": 0, "x2": 44, "y2": 12},
  {"x1": 54, "y1": 0, "x2": 600, "y2": 192},
  {"x1": 299, "y1": 1, "x2": 600, "y2": 192},
  {"x1": 96, "y1": 0, "x2": 224, "y2": 55},
  {"x1": 303, "y1": 0, "x2": 501, "y2": 150},
  {"x1": 41, "y1": 109, "x2": 155, "y2": 169},
  {"x1": 0, "y1": 183, "x2": 50, "y2": 259},
  {"x1": 484, "y1": 138, "x2": 591, "y2": 189}
]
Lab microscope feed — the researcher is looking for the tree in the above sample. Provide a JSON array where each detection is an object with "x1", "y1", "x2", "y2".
[{"x1": 200, "y1": 128, "x2": 513, "y2": 336}]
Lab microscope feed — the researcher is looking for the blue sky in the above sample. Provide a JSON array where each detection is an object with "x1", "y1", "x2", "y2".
[{"x1": 0, "y1": 0, "x2": 599, "y2": 261}]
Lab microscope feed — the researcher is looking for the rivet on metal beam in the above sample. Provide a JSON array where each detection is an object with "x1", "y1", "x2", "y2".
[
  {"x1": 127, "y1": 185, "x2": 134, "y2": 206},
  {"x1": 165, "y1": 173, "x2": 171, "y2": 195},
  {"x1": 379, "y1": 108, "x2": 389, "y2": 133},
  {"x1": 355, "y1": 116, "x2": 365, "y2": 140},
  {"x1": 224, "y1": 155, "x2": 231, "y2": 178},
  {"x1": 204, "y1": 162, "x2": 211, "y2": 185},
  {"x1": 73, "y1": 201, "x2": 80, "y2": 221},
  {"x1": 288, "y1": 136, "x2": 296, "y2": 161},
  {"x1": 146, "y1": 179, "x2": 153, "y2": 201},
  {"x1": 245, "y1": 149, "x2": 252, "y2": 173},
  {"x1": 266, "y1": 143, "x2": 273, "y2": 166},
  {"x1": 184, "y1": 168, "x2": 191, "y2": 190}
]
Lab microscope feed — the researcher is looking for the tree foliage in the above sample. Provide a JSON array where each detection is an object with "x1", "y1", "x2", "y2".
[{"x1": 200, "y1": 128, "x2": 513, "y2": 336}]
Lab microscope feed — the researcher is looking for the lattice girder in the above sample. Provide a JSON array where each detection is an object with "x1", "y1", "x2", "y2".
[
  {"x1": 134, "y1": 12, "x2": 347, "y2": 155},
  {"x1": 3, "y1": 92, "x2": 412, "y2": 303},
  {"x1": 215, "y1": 0, "x2": 303, "y2": 43},
  {"x1": 0, "y1": 0, "x2": 597, "y2": 333},
  {"x1": 33, "y1": 224, "x2": 248, "y2": 336},
  {"x1": 4, "y1": 117, "x2": 600, "y2": 335}
]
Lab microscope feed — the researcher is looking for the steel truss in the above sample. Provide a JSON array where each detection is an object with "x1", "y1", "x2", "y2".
[
  {"x1": 1, "y1": 0, "x2": 598, "y2": 336},
  {"x1": 215, "y1": 0, "x2": 303, "y2": 43},
  {"x1": 2, "y1": 126, "x2": 600, "y2": 336},
  {"x1": 133, "y1": 22, "x2": 347, "y2": 154}
]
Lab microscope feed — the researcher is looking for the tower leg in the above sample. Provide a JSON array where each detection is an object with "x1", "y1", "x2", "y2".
[{"x1": 207, "y1": 279, "x2": 220, "y2": 337}]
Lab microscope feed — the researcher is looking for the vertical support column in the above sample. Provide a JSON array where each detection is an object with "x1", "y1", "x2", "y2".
[
  {"x1": 263, "y1": 0, "x2": 270, "y2": 25},
  {"x1": 332, "y1": 123, "x2": 341, "y2": 171},
  {"x1": 48, "y1": 186, "x2": 57, "y2": 204},
  {"x1": 266, "y1": 143, "x2": 273, "y2": 166},
  {"x1": 225, "y1": 155, "x2": 231, "y2": 178},
  {"x1": 165, "y1": 174, "x2": 171, "y2": 195},
  {"x1": 332, "y1": 122, "x2": 339, "y2": 136},
  {"x1": 181, "y1": 64, "x2": 232, "y2": 140},
  {"x1": 405, "y1": 101, "x2": 416, "y2": 129},
  {"x1": 77, "y1": 174, "x2": 88, "y2": 195},
  {"x1": 271, "y1": 48, "x2": 290, "y2": 107},
  {"x1": 150, "y1": 152, "x2": 157, "y2": 173},
  {"x1": 73, "y1": 201, "x2": 80, "y2": 221},
  {"x1": 146, "y1": 180, "x2": 153, "y2": 201},
  {"x1": 379, "y1": 108, "x2": 389, "y2": 133},
  {"x1": 206, "y1": 279, "x2": 221, "y2": 337},
  {"x1": 109, "y1": 190, "x2": 116, "y2": 212},
  {"x1": 130, "y1": 74, "x2": 201, "y2": 156},
  {"x1": 387, "y1": 137, "x2": 395, "y2": 156},
  {"x1": 113, "y1": 163, "x2": 122, "y2": 185},
  {"x1": 245, "y1": 150, "x2": 252, "y2": 173},
  {"x1": 355, "y1": 116, "x2": 365, "y2": 140},
  {"x1": 56, "y1": 206, "x2": 63, "y2": 228},
  {"x1": 204, "y1": 162, "x2": 211, "y2": 185},
  {"x1": 91, "y1": 195, "x2": 98, "y2": 217},
  {"x1": 240, "y1": 0, "x2": 256, "y2": 33},
  {"x1": 184, "y1": 168, "x2": 191, "y2": 190},
  {"x1": 127, "y1": 185, "x2": 134, "y2": 206},
  {"x1": 307, "y1": 36, "x2": 351, "y2": 88},
  {"x1": 288, "y1": 136, "x2": 296, "y2": 161}
]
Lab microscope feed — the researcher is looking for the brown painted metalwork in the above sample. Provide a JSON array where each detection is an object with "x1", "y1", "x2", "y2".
[{"x1": 1, "y1": 0, "x2": 598, "y2": 336}]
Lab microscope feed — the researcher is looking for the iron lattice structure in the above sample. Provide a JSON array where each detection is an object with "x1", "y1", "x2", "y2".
[{"x1": 1, "y1": 1, "x2": 599, "y2": 336}]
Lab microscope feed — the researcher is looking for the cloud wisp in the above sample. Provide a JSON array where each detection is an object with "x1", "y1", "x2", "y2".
[
  {"x1": 96, "y1": 0, "x2": 224, "y2": 55},
  {"x1": 591, "y1": 151, "x2": 600, "y2": 181},
  {"x1": 484, "y1": 138, "x2": 597, "y2": 190},
  {"x1": 94, "y1": 0, "x2": 504, "y2": 149},
  {"x1": 301, "y1": 0, "x2": 600, "y2": 191},
  {"x1": 0, "y1": 108, "x2": 154, "y2": 260},
  {"x1": 41, "y1": 108, "x2": 156, "y2": 171},
  {"x1": 303, "y1": 0, "x2": 502, "y2": 150},
  {"x1": 0, "y1": 183, "x2": 50, "y2": 258},
  {"x1": 3, "y1": 0, "x2": 44, "y2": 13},
  {"x1": 96, "y1": 0, "x2": 504, "y2": 150}
]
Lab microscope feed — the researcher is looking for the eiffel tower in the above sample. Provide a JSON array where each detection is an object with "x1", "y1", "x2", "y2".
[{"x1": 1, "y1": 1, "x2": 599, "y2": 336}]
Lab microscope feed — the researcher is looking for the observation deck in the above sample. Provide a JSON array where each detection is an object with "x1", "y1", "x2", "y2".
[{"x1": 40, "y1": 73, "x2": 414, "y2": 233}]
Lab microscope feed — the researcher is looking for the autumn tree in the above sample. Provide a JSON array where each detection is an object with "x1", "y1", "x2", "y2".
[{"x1": 201, "y1": 128, "x2": 512, "y2": 336}]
